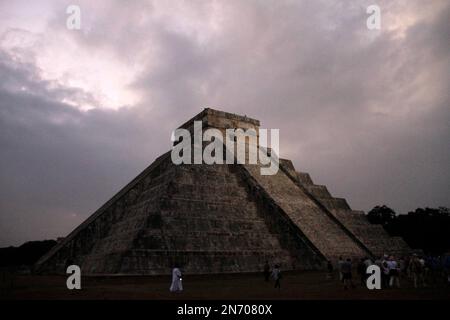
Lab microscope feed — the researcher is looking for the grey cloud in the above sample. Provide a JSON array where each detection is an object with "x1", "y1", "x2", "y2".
[
  {"x1": 0, "y1": 0, "x2": 449, "y2": 246},
  {"x1": 0, "y1": 51, "x2": 170, "y2": 246}
]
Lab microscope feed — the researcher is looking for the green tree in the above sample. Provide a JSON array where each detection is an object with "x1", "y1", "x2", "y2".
[{"x1": 367, "y1": 205, "x2": 396, "y2": 225}]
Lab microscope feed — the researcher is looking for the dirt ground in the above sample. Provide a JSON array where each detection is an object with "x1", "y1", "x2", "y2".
[{"x1": 1, "y1": 270, "x2": 449, "y2": 300}]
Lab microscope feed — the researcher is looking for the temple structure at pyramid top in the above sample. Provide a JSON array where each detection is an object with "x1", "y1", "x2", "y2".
[
  {"x1": 179, "y1": 107, "x2": 260, "y2": 131},
  {"x1": 35, "y1": 108, "x2": 411, "y2": 275}
]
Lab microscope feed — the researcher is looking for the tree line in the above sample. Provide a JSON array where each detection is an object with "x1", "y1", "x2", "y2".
[{"x1": 367, "y1": 205, "x2": 450, "y2": 255}]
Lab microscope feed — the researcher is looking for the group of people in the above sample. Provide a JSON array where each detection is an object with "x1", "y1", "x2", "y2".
[
  {"x1": 169, "y1": 262, "x2": 284, "y2": 293},
  {"x1": 327, "y1": 258, "x2": 357, "y2": 289},
  {"x1": 332, "y1": 253, "x2": 450, "y2": 289},
  {"x1": 169, "y1": 254, "x2": 450, "y2": 293}
]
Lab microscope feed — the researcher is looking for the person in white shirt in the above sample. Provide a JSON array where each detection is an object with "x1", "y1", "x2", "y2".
[{"x1": 170, "y1": 265, "x2": 183, "y2": 293}]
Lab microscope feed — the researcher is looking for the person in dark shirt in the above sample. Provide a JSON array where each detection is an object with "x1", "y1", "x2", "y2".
[
  {"x1": 341, "y1": 258, "x2": 355, "y2": 289},
  {"x1": 263, "y1": 261, "x2": 271, "y2": 282},
  {"x1": 326, "y1": 260, "x2": 334, "y2": 280},
  {"x1": 357, "y1": 258, "x2": 367, "y2": 286}
]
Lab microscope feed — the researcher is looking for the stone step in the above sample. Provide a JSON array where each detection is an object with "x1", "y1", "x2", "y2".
[
  {"x1": 283, "y1": 165, "x2": 412, "y2": 258},
  {"x1": 332, "y1": 210, "x2": 369, "y2": 224},
  {"x1": 161, "y1": 200, "x2": 259, "y2": 213},
  {"x1": 161, "y1": 208, "x2": 260, "y2": 220},
  {"x1": 316, "y1": 197, "x2": 351, "y2": 211},
  {"x1": 116, "y1": 249, "x2": 296, "y2": 274},
  {"x1": 243, "y1": 164, "x2": 368, "y2": 260},
  {"x1": 168, "y1": 183, "x2": 249, "y2": 201},
  {"x1": 296, "y1": 172, "x2": 314, "y2": 185},
  {"x1": 162, "y1": 237, "x2": 286, "y2": 251},
  {"x1": 160, "y1": 197, "x2": 259, "y2": 215},
  {"x1": 279, "y1": 159, "x2": 296, "y2": 177},
  {"x1": 305, "y1": 184, "x2": 332, "y2": 198},
  {"x1": 326, "y1": 210, "x2": 411, "y2": 257},
  {"x1": 174, "y1": 170, "x2": 243, "y2": 186},
  {"x1": 161, "y1": 218, "x2": 268, "y2": 232}
]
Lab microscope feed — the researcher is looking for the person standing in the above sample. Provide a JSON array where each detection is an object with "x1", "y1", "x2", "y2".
[
  {"x1": 381, "y1": 255, "x2": 390, "y2": 288},
  {"x1": 409, "y1": 254, "x2": 425, "y2": 288},
  {"x1": 388, "y1": 256, "x2": 400, "y2": 288},
  {"x1": 263, "y1": 261, "x2": 271, "y2": 282},
  {"x1": 341, "y1": 258, "x2": 354, "y2": 289},
  {"x1": 364, "y1": 257, "x2": 373, "y2": 269},
  {"x1": 170, "y1": 265, "x2": 183, "y2": 293},
  {"x1": 357, "y1": 258, "x2": 367, "y2": 286},
  {"x1": 326, "y1": 260, "x2": 334, "y2": 280},
  {"x1": 271, "y1": 264, "x2": 282, "y2": 289},
  {"x1": 337, "y1": 256, "x2": 344, "y2": 282}
]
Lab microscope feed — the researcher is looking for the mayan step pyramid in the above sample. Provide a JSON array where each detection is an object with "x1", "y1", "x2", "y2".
[{"x1": 35, "y1": 108, "x2": 410, "y2": 275}]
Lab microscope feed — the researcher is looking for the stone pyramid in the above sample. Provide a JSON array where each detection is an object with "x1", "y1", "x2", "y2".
[{"x1": 35, "y1": 108, "x2": 410, "y2": 275}]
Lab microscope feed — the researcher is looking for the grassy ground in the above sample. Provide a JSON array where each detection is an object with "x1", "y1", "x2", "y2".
[{"x1": 1, "y1": 270, "x2": 449, "y2": 300}]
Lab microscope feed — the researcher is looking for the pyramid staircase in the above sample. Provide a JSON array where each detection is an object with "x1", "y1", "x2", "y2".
[{"x1": 278, "y1": 160, "x2": 410, "y2": 257}]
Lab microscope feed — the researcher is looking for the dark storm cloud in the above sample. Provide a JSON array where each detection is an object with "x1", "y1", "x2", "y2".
[
  {"x1": 0, "y1": 51, "x2": 171, "y2": 245},
  {"x1": 0, "y1": 0, "x2": 449, "y2": 246}
]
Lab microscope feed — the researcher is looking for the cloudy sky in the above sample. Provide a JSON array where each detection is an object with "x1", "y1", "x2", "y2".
[{"x1": 0, "y1": 0, "x2": 448, "y2": 247}]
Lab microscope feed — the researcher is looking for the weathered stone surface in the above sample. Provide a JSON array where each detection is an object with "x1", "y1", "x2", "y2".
[
  {"x1": 35, "y1": 108, "x2": 411, "y2": 275},
  {"x1": 244, "y1": 164, "x2": 369, "y2": 261},
  {"x1": 282, "y1": 162, "x2": 411, "y2": 258}
]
